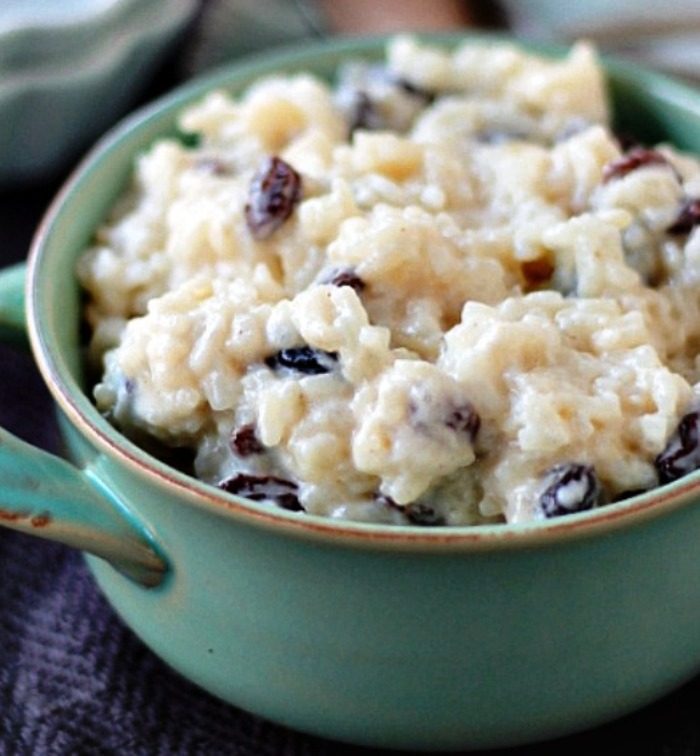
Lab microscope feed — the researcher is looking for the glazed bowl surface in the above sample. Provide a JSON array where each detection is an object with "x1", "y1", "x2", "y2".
[
  {"x1": 0, "y1": 0, "x2": 197, "y2": 184},
  {"x1": 2, "y1": 34, "x2": 700, "y2": 750}
]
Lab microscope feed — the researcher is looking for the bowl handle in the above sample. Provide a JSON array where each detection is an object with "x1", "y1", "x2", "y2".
[
  {"x1": 0, "y1": 263, "x2": 167, "y2": 587},
  {"x1": 0, "y1": 262, "x2": 28, "y2": 345}
]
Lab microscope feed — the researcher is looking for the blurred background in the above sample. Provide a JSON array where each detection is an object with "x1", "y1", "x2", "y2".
[
  {"x1": 1, "y1": 2, "x2": 700, "y2": 753},
  {"x1": 2, "y1": 0, "x2": 700, "y2": 188}
]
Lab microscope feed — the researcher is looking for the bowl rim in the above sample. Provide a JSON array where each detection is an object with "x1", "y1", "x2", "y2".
[{"x1": 26, "y1": 31, "x2": 700, "y2": 552}]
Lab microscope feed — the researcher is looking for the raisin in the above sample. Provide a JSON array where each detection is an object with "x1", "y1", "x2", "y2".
[
  {"x1": 376, "y1": 494, "x2": 445, "y2": 526},
  {"x1": 274, "y1": 492, "x2": 303, "y2": 511},
  {"x1": 395, "y1": 77, "x2": 436, "y2": 105},
  {"x1": 668, "y1": 199, "x2": 700, "y2": 235},
  {"x1": 265, "y1": 346, "x2": 338, "y2": 376},
  {"x1": 230, "y1": 424, "x2": 264, "y2": 457},
  {"x1": 326, "y1": 268, "x2": 366, "y2": 293},
  {"x1": 404, "y1": 502, "x2": 445, "y2": 526},
  {"x1": 218, "y1": 473, "x2": 303, "y2": 511},
  {"x1": 445, "y1": 402, "x2": 481, "y2": 442},
  {"x1": 348, "y1": 91, "x2": 384, "y2": 134},
  {"x1": 376, "y1": 493, "x2": 397, "y2": 509},
  {"x1": 614, "y1": 131, "x2": 642, "y2": 152},
  {"x1": 521, "y1": 258, "x2": 555, "y2": 287},
  {"x1": 655, "y1": 410, "x2": 700, "y2": 484},
  {"x1": 410, "y1": 392, "x2": 481, "y2": 443},
  {"x1": 538, "y1": 464, "x2": 600, "y2": 518},
  {"x1": 602, "y1": 148, "x2": 671, "y2": 184},
  {"x1": 245, "y1": 156, "x2": 302, "y2": 240}
]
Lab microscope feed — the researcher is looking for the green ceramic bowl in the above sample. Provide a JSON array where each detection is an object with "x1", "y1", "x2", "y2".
[{"x1": 1, "y1": 34, "x2": 700, "y2": 751}]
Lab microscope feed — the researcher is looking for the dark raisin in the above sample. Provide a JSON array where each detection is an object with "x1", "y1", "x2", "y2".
[
  {"x1": 395, "y1": 77, "x2": 436, "y2": 105},
  {"x1": 521, "y1": 257, "x2": 555, "y2": 288},
  {"x1": 348, "y1": 91, "x2": 384, "y2": 134},
  {"x1": 445, "y1": 402, "x2": 481, "y2": 442},
  {"x1": 218, "y1": 473, "x2": 303, "y2": 511},
  {"x1": 231, "y1": 424, "x2": 264, "y2": 457},
  {"x1": 376, "y1": 493, "x2": 397, "y2": 508},
  {"x1": 404, "y1": 502, "x2": 445, "y2": 526},
  {"x1": 326, "y1": 268, "x2": 366, "y2": 293},
  {"x1": 409, "y1": 392, "x2": 481, "y2": 443},
  {"x1": 655, "y1": 410, "x2": 700, "y2": 484},
  {"x1": 668, "y1": 199, "x2": 700, "y2": 235},
  {"x1": 244, "y1": 156, "x2": 302, "y2": 240},
  {"x1": 614, "y1": 131, "x2": 642, "y2": 152},
  {"x1": 538, "y1": 463, "x2": 600, "y2": 518},
  {"x1": 265, "y1": 346, "x2": 338, "y2": 376},
  {"x1": 377, "y1": 493, "x2": 445, "y2": 526},
  {"x1": 275, "y1": 493, "x2": 304, "y2": 511},
  {"x1": 602, "y1": 148, "x2": 671, "y2": 184}
]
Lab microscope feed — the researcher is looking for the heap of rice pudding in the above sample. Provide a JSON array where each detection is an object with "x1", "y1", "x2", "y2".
[{"x1": 78, "y1": 37, "x2": 700, "y2": 526}]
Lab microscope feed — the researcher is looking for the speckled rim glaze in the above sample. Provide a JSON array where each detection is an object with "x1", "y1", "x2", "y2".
[{"x1": 26, "y1": 33, "x2": 700, "y2": 551}]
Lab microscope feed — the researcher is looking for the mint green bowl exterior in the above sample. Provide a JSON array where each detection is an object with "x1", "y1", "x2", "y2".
[{"x1": 4, "y1": 35, "x2": 700, "y2": 750}]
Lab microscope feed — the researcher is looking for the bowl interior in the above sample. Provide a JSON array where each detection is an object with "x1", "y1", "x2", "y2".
[{"x1": 28, "y1": 33, "x2": 700, "y2": 539}]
